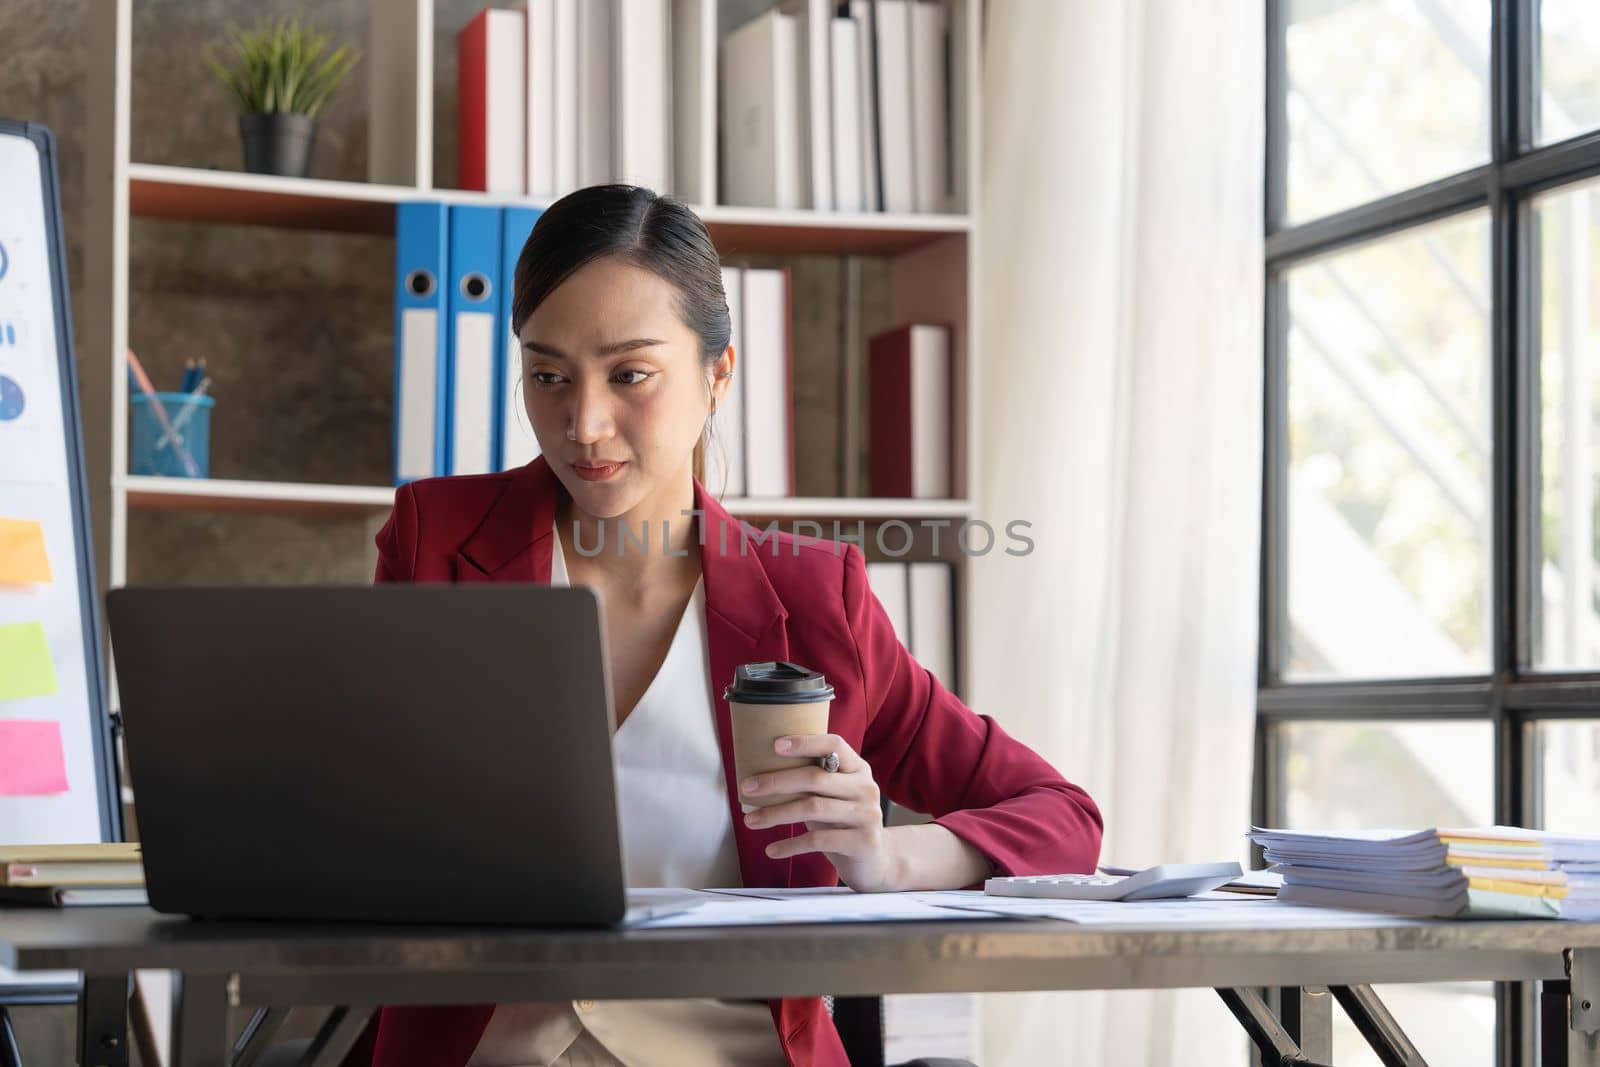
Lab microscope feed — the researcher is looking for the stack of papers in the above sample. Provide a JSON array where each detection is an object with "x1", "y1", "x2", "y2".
[{"x1": 1248, "y1": 827, "x2": 1600, "y2": 920}]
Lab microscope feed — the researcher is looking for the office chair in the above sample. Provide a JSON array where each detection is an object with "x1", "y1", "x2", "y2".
[
  {"x1": 0, "y1": 1007, "x2": 21, "y2": 1067},
  {"x1": 0, "y1": 981, "x2": 96, "y2": 1067}
]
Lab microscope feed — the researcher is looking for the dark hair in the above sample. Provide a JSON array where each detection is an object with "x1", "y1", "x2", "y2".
[{"x1": 510, "y1": 184, "x2": 731, "y2": 490}]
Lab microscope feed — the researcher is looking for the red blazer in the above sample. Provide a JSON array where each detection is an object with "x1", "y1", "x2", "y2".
[{"x1": 353, "y1": 455, "x2": 1102, "y2": 1067}]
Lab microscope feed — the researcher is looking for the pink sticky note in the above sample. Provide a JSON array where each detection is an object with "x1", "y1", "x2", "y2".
[{"x1": 0, "y1": 720, "x2": 69, "y2": 795}]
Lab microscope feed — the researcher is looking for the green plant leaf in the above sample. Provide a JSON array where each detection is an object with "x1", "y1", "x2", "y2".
[{"x1": 205, "y1": 13, "x2": 360, "y2": 117}]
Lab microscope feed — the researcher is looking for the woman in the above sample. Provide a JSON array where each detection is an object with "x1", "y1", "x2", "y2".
[{"x1": 360, "y1": 184, "x2": 1102, "y2": 1067}]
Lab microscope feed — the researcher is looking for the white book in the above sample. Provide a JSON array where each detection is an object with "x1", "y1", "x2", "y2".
[
  {"x1": 554, "y1": 0, "x2": 579, "y2": 192},
  {"x1": 492, "y1": 10, "x2": 527, "y2": 196},
  {"x1": 910, "y1": 0, "x2": 948, "y2": 213},
  {"x1": 830, "y1": 17, "x2": 865, "y2": 214},
  {"x1": 866, "y1": 561, "x2": 911, "y2": 643},
  {"x1": 782, "y1": 0, "x2": 835, "y2": 211},
  {"x1": 614, "y1": 0, "x2": 672, "y2": 192},
  {"x1": 522, "y1": 0, "x2": 557, "y2": 197},
  {"x1": 708, "y1": 266, "x2": 748, "y2": 497},
  {"x1": 463, "y1": 8, "x2": 527, "y2": 196},
  {"x1": 913, "y1": 323, "x2": 950, "y2": 497},
  {"x1": 720, "y1": 10, "x2": 804, "y2": 210},
  {"x1": 909, "y1": 561, "x2": 954, "y2": 688},
  {"x1": 577, "y1": 0, "x2": 614, "y2": 186},
  {"x1": 851, "y1": 0, "x2": 883, "y2": 212},
  {"x1": 671, "y1": 0, "x2": 718, "y2": 204},
  {"x1": 874, "y1": 0, "x2": 915, "y2": 213},
  {"x1": 741, "y1": 268, "x2": 792, "y2": 496}
]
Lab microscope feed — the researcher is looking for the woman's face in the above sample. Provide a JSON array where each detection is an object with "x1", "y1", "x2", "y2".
[{"x1": 519, "y1": 255, "x2": 721, "y2": 519}]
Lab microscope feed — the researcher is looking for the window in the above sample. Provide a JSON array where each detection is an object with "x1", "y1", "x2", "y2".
[
  {"x1": 1285, "y1": 0, "x2": 1490, "y2": 223},
  {"x1": 1264, "y1": 1, "x2": 1600, "y2": 1063},
  {"x1": 1537, "y1": 1, "x2": 1600, "y2": 145},
  {"x1": 1535, "y1": 177, "x2": 1600, "y2": 667},
  {"x1": 1538, "y1": 720, "x2": 1600, "y2": 832},
  {"x1": 1286, "y1": 212, "x2": 1492, "y2": 677}
]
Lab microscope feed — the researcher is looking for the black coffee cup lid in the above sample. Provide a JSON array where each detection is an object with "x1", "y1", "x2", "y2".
[{"x1": 723, "y1": 661, "x2": 835, "y2": 705}]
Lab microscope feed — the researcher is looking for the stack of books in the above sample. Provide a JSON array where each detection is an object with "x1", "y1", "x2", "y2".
[
  {"x1": 721, "y1": 0, "x2": 955, "y2": 214},
  {"x1": 1248, "y1": 827, "x2": 1600, "y2": 920},
  {"x1": 0, "y1": 842, "x2": 147, "y2": 908},
  {"x1": 458, "y1": 1, "x2": 673, "y2": 199}
]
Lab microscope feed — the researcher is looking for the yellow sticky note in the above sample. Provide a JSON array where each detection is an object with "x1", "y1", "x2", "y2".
[
  {"x1": 0, "y1": 621, "x2": 58, "y2": 702},
  {"x1": 0, "y1": 519, "x2": 52, "y2": 585}
]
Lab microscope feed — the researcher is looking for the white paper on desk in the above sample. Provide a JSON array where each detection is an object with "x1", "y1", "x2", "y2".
[
  {"x1": 937, "y1": 897, "x2": 1418, "y2": 928},
  {"x1": 630, "y1": 893, "x2": 1015, "y2": 928},
  {"x1": 629, "y1": 888, "x2": 716, "y2": 907},
  {"x1": 706, "y1": 887, "x2": 998, "y2": 910},
  {"x1": 706, "y1": 886, "x2": 854, "y2": 899}
]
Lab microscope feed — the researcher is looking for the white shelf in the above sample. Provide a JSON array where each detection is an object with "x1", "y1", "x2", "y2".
[
  {"x1": 120, "y1": 475, "x2": 397, "y2": 515},
  {"x1": 127, "y1": 163, "x2": 969, "y2": 255},
  {"x1": 119, "y1": 474, "x2": 970, "y2": 522},
  {"x1": 723, "y1": 497, "x2": 973, "y2": 520}
]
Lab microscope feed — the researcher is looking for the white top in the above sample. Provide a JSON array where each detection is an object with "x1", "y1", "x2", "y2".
[{"x1": 466, "y1": 528, "x2": 786, "y2": 1067}]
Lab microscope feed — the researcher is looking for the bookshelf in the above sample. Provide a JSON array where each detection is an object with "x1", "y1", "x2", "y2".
[
  {"x1": 82, "y1": 2, "x2": 982, "y2": 1058},
  {"x1": 82, "y1": 0, "x2": 981, "y2": 778},
  {"x1": 129, "y1": 162, "x2": 971, "y2": 254}
]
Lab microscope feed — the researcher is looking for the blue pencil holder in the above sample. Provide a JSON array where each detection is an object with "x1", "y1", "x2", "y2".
[{"x1": 131, "y1": 392, "x2": 214, "y2": 478}]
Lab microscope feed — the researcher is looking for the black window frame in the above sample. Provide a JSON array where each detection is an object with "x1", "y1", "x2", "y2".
[{"x1": 1259, "y1": 1, "x2": 1600, "y2": 1063}]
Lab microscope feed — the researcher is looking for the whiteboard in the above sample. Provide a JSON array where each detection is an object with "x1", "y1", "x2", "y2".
[{"x1": 0, "y1": 122, "x2": 120, "y2": 850}]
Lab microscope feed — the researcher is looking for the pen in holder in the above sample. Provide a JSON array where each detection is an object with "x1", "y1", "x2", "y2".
[{"x1": 131, "y1": 391, "x2": 213, "y2": 478}]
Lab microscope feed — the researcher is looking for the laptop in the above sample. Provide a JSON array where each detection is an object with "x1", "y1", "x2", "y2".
[{"x1": 106, "y1": 585, "x2": 695, "y2": 927}]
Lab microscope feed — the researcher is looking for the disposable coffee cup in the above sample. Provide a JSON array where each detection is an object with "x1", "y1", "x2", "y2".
[{"x1": 724, "y1": 661, "x2": 835, "y2": 812}]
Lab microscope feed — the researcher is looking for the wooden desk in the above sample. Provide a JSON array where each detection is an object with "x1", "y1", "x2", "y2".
[{"x1": 3, "y1": 905, "x2": 1599, "y2": 1066}]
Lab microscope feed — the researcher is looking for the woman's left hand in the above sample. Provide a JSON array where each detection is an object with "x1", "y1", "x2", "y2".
[{"x1": 740, "y1": 733, "x2": 899, "y2": 893}]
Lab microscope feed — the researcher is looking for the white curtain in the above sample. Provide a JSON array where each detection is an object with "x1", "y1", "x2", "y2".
[{"x1": 969, "y1": 1, "x2": 1265, "y2": 1065}]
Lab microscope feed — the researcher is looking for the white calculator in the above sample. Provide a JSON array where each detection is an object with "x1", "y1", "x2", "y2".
[{"x1": 984, "y1": 862, "x2": 1243, "y2": 902}]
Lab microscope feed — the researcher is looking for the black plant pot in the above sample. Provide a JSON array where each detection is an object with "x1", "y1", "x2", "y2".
[{"x1": 239, "y1": 112, "x2": 316, "y2": 178}]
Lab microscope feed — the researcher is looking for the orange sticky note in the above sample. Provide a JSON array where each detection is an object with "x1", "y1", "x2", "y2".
[
  {"x1": 0, "y1": 518, "x2": 51, "y2": 585},
  {"x1": 0, "y1": 720, "x2": 69, "y2": 795}
]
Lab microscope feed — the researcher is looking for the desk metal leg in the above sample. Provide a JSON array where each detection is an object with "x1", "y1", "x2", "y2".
[
  {"x1": 1278, "y1": 986, "x2": 1333, "y2": 1064},
  {"x1": 231, "y1": 1007, "x2": 289, "y2": 1067},
  {"x1": 1216, "y1": 987, "x2": 1334, "y2": 1067},
  {"x1": 1328, "y1": 986, "x2": 1427, "y2": 1067},
  {"x1": 78, "y1": 974, "x2": 130, "y2": 1067},
  {"x1": 301, "y1": 1006, "x2": 374, "y2": 1067},
  {"x1": 1571, "y1": 949, "x2": 1600, "y2": 1067},
  {"x1": 170, "y1": 973, "x2": 230, "y2": 1067}
]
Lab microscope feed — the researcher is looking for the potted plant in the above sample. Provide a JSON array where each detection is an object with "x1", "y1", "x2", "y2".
[{"x1": 206, "y1": 16, "x2": 359, "y2": 178}]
